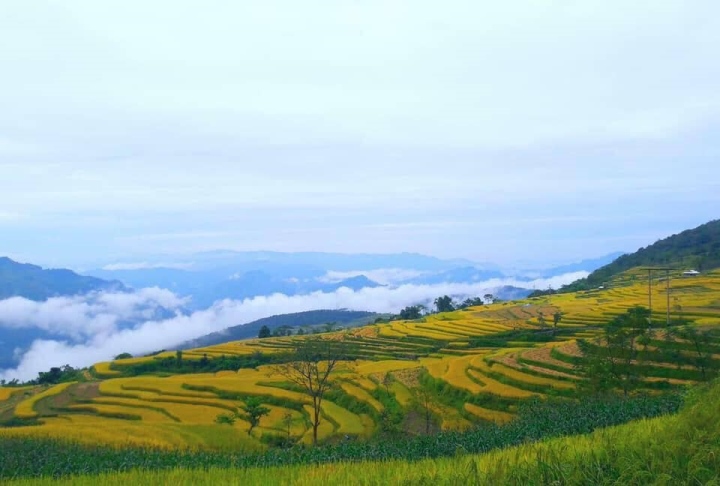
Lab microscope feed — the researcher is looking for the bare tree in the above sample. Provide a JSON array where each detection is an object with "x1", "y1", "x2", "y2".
[
  {"x1": 415, "y1": 387, "x2": 434, "y2": 434},
  {"x1": 382, "y1": 372, "x2": 393, "y2": 396},
  {"x1": 271, "y1": 337, "x2": 347, "y2": 445},
  {"x1": 283, "y1": 412, "x2": 294, "y2": 446}
]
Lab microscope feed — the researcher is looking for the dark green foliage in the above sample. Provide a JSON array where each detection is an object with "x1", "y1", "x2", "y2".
[
  {"x1": 114, "y1": 353, "x2": 133, "y2": 360},
  {"x1": 260, "y1": 433, "x2": 289, "y2": 448},
  {"x1": 258, "y1": 325, "x2": 271, "y2": 338},
  {"x1": 0, "y1": 392, "x2": 682, "y2": 479},
  {"x1": 214, "y1": 413, "x2": 237, "y2": 425},
  {"x1": 0, "y1": 417, "x2": 44, "y2": 428},
  {"x1": 241, "y1": 397, "x2": 271, "y2": 433},
  {"x1": 576, "y1": 306, "x2": 720, "y2": 395},
  {"x1": 398, "y1": 305, "x2": 423, "y2": 320},
  {"x1": 577, "y1": 307, "x2": 652, "y2": 396},
  {"x1": 110, "y1": 351, "x2": 285, "y2": 376},
  {"x1": 468, "y1": 328, "x2": 579, "y2": 348},
  {"x1": 371, "y1": 379, "x2": 405, "y2": 435},
  {"x1": 434, "y1": 295, "x2": 455, "y2": 313},
  {"x1": 458, "y1": 297, "x2": 485, "y2": 309},
  {"x1": 552, "y1": 311, "x2": 562, "y2": 331},
  {"x1": 33, "y1": 365, "x2": 83, "y2": 385},
  {"x1": 273, "y1": 325, "x2": 294, "y2": 337}
]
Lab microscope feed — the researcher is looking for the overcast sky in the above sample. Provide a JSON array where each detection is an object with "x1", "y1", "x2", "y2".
[{"x1": 1, "y1": 1, "x2": 718, "y2": 268}]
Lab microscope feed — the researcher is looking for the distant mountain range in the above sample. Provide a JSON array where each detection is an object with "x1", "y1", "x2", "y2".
[
  {"x1": 0, "y1": 257, "x2": 124, "y2": 300},
  {"x1": 84, "y1": 250, "x2": 617, "y2": 309}
]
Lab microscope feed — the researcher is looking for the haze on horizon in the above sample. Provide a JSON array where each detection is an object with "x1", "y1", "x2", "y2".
[{"x1": 1, "y1": 1, "x2": 719, "y2": 269}]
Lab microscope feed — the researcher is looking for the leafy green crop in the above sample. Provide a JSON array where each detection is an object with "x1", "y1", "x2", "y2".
[{"x1": 0, "y1": 391, "x2": 681, "y2": 480}]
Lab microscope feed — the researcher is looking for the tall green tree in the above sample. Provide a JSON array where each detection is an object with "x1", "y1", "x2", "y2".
[
  {"x1": 258, "y1": 325, "x2": 271, "y2": 339},
  {"x1": 434, "y1": 295, "x2": 455, "y2": 313},
  {"x1": 241, "y1": 397, "x2": 270, "y2": 434},
  {"x1": 399, "y1": 305, "x2": 423, "y2": 320},
  {"x1": 552, "y1": 311, "x2": 563, "y2": 335}
]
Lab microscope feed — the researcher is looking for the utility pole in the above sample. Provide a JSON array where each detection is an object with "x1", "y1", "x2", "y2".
[
  {"x1": 648, "y1": 269, "x2": 652, "y2": 315},
  {"x1": 666, "y1": 269, "x2": 670, "y2": 326}
]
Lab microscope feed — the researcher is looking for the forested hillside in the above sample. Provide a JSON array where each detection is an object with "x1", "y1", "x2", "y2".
[{"x1": 557, "y1": 219, "x2": 720, "y2": 292}]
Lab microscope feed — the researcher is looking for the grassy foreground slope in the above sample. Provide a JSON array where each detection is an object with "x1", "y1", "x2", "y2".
[
  {"x1": 1, "y1": 269, "x2": 719, "y2": 449},
  {"x1": 9, "y1": 378, "x2": 719, "y2": 485}
]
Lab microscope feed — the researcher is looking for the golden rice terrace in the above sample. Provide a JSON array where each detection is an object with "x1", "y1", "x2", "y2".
[{"x1": 1, "y1": 268, "x2": 719, "y2": 450}]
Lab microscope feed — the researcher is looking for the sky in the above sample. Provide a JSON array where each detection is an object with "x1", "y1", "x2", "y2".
[{"x1": 1, "y1": 0, "x2": 719, "y2": 268}]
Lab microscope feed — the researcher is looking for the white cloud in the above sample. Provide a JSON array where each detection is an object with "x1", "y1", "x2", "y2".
[
  {"x1": 0, "y1": 288, "x2": 187, "y2": 340},
  {"x1": 0, "y1": 272, "x2": 584, "y2": 382}
]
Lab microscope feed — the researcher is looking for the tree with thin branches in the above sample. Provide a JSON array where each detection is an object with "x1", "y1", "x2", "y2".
[{"x1": 271, "y1": 337, "x2": 347, "y2": 445}]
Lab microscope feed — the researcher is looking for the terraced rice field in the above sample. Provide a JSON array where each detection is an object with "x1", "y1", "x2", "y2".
[{"x1": 1, "y1": 269, "x2": 718, "y2": 449}]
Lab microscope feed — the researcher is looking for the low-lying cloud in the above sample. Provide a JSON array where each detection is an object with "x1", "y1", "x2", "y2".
[{"x1": 0, "y1": 271, "x2": 586, "y2": 382}]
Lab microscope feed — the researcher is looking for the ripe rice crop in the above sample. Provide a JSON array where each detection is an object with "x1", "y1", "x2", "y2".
[
  {"x1": 463, "y1": 403, "x2": 514, "y2": 424},
  {"x1": 390, "y1": 381, "x2": 413, "y2": 406},
  {"x1": 300, "y1": 405, "x2": 335, "y2": 444},
  {"x1": 339, "y1": 382, "x2": 383, "y2": 412},
  {"x1": 92, "y1": 395, "x2": 238, "y2": 424},
  {"x1": 430, "y1": 402, "x2": 473, "y2": 431},
  {"x1": 420, "y1": 356, "x2": 454, "y2": 378},
  {"x1": 352, "y1": 360, "x2": 419, "y2": 376},
  {"x1": 92, "y1": 362, "x2": 122, "y2": 377},
  {"x1": 156, "y1": 402, "x2": 237, "y2": 424},
  {"x1": 0, "y1": 387, "x2": 30, "y2": 402},
  {"x1": 321, "y1": 401, "x2": 368, "y2": 436},
  {"x1": 67, "y1": 404, "x2": 175, "y2": 423},
  {"x1": 14, "y1": 382, "x2": 76, "y2": 419},
  {"x1": 465, "y1": 368, "x2": 536, "y2": 399},
  {"x1": 348, "y1": 376, "x2": 377, "y2": 392},
  {"x1": 180, "y1": 374, "x2": 310, "y2": 404},
  {"x1": 487, "y1": 362, "x2": 575, "y2": 389},
  {"x1": 258, "y1": 406, "x2": 306, "y2": 436},
  {"x1": 441, "y1": 355, "x2": 485, "y2": 394},
  {"x1": 378, "y1": 327, "x2": 404, "y2": 338}
]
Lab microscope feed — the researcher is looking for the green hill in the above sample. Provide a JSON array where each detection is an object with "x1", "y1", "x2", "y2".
[{"x1": 556, "y1": 219, "x2": 720, "y2": 293}]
